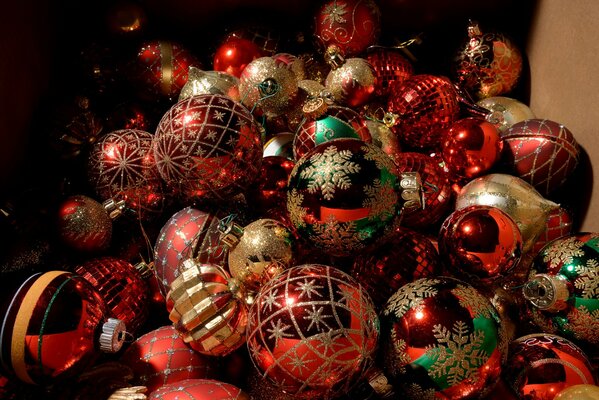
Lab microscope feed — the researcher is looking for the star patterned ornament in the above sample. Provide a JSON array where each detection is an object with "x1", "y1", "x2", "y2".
[
  {"x1": 246, "y1": 264, "x2": 379, "y2": 399},
  {"x1": 152, "y1": 94, "x2": 263, "y2": 203}
]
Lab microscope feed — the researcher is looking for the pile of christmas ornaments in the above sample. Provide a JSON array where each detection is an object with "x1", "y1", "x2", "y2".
[{"x1": 0, "y1": 1, "x2": 597, "y2": 399}]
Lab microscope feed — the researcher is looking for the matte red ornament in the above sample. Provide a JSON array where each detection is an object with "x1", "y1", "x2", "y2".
[
  {"x1": 75, "y1": 257, "x2": 149, "y2": 334},
  {"x1": 387, "y1": 74, "x2": 460, "y2": 149},
  {"x1": 314, "y1": 0, "x2": 381, "y2": 57},
  {"x1": 214, "y1": 37, "x2": 266, "y2": 78},
  {"x1": 439, "y1": 205, "x2": 523, "y2": 282},
  {"x1": 395, "y1": 152, "x2": 453, "y2": 229},
  {"x1": 88, "y1": 129, "x2": 165, "y2": 219},
  {"x1": 245, "y1": 156, "x2": 295, "y2": 216},
  {"x1": 152, "y1": 94, "x2": 263, "y2": 203},
  {"x1": 351, "y1": 227, "x2": 443, "y2": 310},
  {"x1": 120, "y1": 326, "x2": 216, "y2": 394},
  {"x1": 132, "y1": 40, "x2": 201, "y2": 101},
  {"x1": 149, "y1": 378, "x2": 249, "y2": 400},
  {"x1": 246, "y1": 264, "x2": 379, "y2": 399},
  {"x1": 57, "y1": 195, "x2": 113, "y2": 253},
  {"x1": 532, "y1": 207, "x2": 574, "y2": 255},
  {"x1": 153, "y1": 207, "x2": 228, "y2": 294},
  {"x1": 503, "y1": 334, "x2": 597, "y2": 400},
  {"x1": 501, "y1": 119, "x2": 580, "y2": 195},
  {"x1": 366, "y1": 48, "x2": 414, "y2": 97}
]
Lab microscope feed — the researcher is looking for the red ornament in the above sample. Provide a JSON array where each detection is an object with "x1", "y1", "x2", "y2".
[
  {"x1": 442, "y1": 117, "x2": 502, "y2": 180},
  {"x1": 57, "y1": 195, "x2": 113, "y2": 253},
  {"x1": 438, "y1": 205, "x2": 523, "y2": 282},
  {"x1": 226, "y1": 26, "x2": 281, "y2": 55},
  {"x1": 532, "y1": 207, "x2": 574, "y2": 255},
  {"x1": 293, "y1": 105, "x2": 370, "y2": 160},
  {"x1": 503, "y1": 334, "x2": 597, "y2": 399},
  {"x1": 366, "y1": 48, "x2": 414, "y2": 97},
  {"x1": 75, "y1": 257, "x2": 149, "y2": 334},
  {"x1": 88, "y1": 129, "x2": 165, "y2": 218},
  {"x1": 314, "y1": 0, "x2": 381, "y2": 57},
  {"x1": 153, "y1": 207, "x2": 228, "y2": 294},
  {"x1": 351, "y1": 227, "x2": 443, "y2": 310},
  {"x1": 387, "y1": 74, "x2": 460, "y2": 149},
  {"x1": 0, "y1": 271, "x2": 125, "y2": 385},
  {"x1": 149, "y1": 379, "x2": 249, "y2": 400},
  {"x1": 120, "y1": 326, "x2": 216, "y2": 394},
  {"x1": 395, "y1": 152, "x2": 453, "y2": 229},
  {"x1": 132, "y1": 40, "x2": 201, "y2": 101},
  {"x1": 501, "y1": 119, "x2": 580, "y2": 195},
  {"x1": 245, "y1": 156, "x2": 295, "y2": 216},
  {"x1": 247, "y1": 264, "x2": 379, "y2": 399},
  {"x1": 152, "y1": 94, "x2": 263, "y2": 203},
  {"x1": 214, "y1": 37, "x2": 266, "y2": 78}
]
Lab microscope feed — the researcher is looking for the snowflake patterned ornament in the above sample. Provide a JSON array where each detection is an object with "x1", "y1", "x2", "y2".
[
  {"x1": 380, "y1": 277, "x2": 507, "y2": 400},
  {"x1": 287, "y1": 138, "x2": 419, "y2": 257},
  {"x1": 152, "y1": 94, "x2": 263, "y2": 203},
  {"x1": 246, "y1": 264, "x2": 379, "y2": 399},
  {"x1": 523, "y1": 232, "x2": 599, "y2": 346}
]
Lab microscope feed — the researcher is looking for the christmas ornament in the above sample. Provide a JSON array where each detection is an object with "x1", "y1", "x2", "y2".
[
  {"x1": 65, "y1": 361, "x2": 146, "y2": 400},
  {"x1": 380, "y1": 277, "x2": 507, "y2": 399},
  {"x1": 245, "y1": 368, "x2": 299, "y2": 400},
  {"x1": 75, "y1": 257, "x2": 149, "y2": 334},
  {"x1": 455, "y1": 173, "x2": 560, "y2": 253},
  {"x1": 351, "y1": 227, "x2": 443, "y2": 310},
  {"x1": 364, "y1": 119, "x2": 402, "y2": 167},
  {"x1": 131, "y1": 40, "x2": 201, "y2": 101},
  {"x1": 477, "y1": 96, "x2": 535, "y2": 134},
  {"x1": 245, "y1": 156, "x2": 295, "y2": 215},
  {"x1": 109, "y1": 386, "x2": 147, "y2": 400},
  {"x1": 213, "y1": 36, "x2": 266, "y2": 78},
  {"x1": 287, "y1": 139, "x2": 415, "y2": 257},
  {"x1": 314, "y1": 0, "x2": 381, "y2": 57},
  {"x1": 503, "y1": 334, "x2": 597, "y2": 399},
  {"x1": 454, "y1": 21, "x2": 523, "y2": 99},
  {"x1": 325, "y1": 56, "x2": 376, "y2": 107},
  {"x1": 395, "y1": 152, "x2": 453, "y2": 229},
  {"x1": 439, "y1": 205, "x2": 523, "y2": 282},
  {"x1": 293, "y1": 104, "x2": 370, "y2": 161},
  {"x1": 220, "y1": 218, "x2": 294, "y2": 293},
  {"x1": 57, "y1": 195, "x2": 123, "y2": 253},
  {"x1": 167, "y1": 260, "x2": 248, "y2": 356},
  {"x1": 246, "y1": 264, "x2": 379, "y2": 399},
  {"x1": 533, "y1": 207, "x2": 574, "y2": 255},
  {"x1": 264, "y1": 132, "x2": 294, "y2": 158},
  {"x1": 523, "y1": 233, "x2": 599, "y2": 346},
  {"x1": 87, "y1": 129, "x2": 165, "y2": 219},
  {"x1": 152, "y1": 94, "x2": 263, "y2": 202},
  {"x1": 0, "y1": 271, "x2": 126, "y2": 385},
  {"x1": 148, "y1": 379, "x2": 249, "y2": 400},
  {"x1": 387, "y1": 74, "x2": 460, "y2": 149},
  {"x1": 120, "y1": 326, "x2": 216, "y2": 394},
  {"x1": 366, "y1": 48, "x2": 413, "y2": 97},
  {"x1": 297, "y1": 79, "x2": 325, "y2": 98},
  {"x1": 153, "y1": 207, "x2": 228, "y2": 294},
  {"x1": 238, "y1": 56, "x2": 299, "y2": 117},
  {"x1": 555, "y1": 384, "x2": 599, "y2": 400},
  {"x1": 486, "y1": 286, "x2": 523, "y2": 344},
  {"x1": 179, "y1": 67, "x2": 240, "y2": 102},
  {"x1": 226, "y1": 25, "x2": 280, "y2": 55},
  {"x1": 442, "y1": 117, "x2": 502, "y2": 180},
  {"x1": 501, "y1": 119, "x2": 580, "y2": 195},
  {"x1": 273, "y1": 53, "x2": 307, "y2": 81},
  {"x1": 105, "y1": 1, "x2": 146, "y2": 36}
]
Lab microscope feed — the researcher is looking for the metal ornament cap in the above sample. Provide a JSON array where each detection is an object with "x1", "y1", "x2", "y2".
[
  {"x1": 523, "y1": 273, "x2": 571, "y2": 312},
  {"x1": 100, "y1": 318, "x2": 127, "y2": 353}
]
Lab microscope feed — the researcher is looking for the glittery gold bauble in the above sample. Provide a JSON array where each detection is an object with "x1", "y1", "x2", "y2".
[
  {"x1": 239, "y1": 56, "x2": 298, "y2": 117},
  {"x1": 555, "y1": 384, "x2": 599, "y2": 400},
  {"x1": 179, "y1": 67, "x2": 240, "y2": 102},
  {"x1": 455, "y1": 173, "x2": 559, "y2": 253},
  {"x1": 167, "y1": 260, "x2": 247, "y2": 356},
  {"x1": 224, "y1": 219, "x2": 294, "y2": 292},
  {"x1": 297, "y1": 79, "x2": 325, "y2": 98},
  {"x1": 325, "y1": 58, "x2": 376, "y2": 107}
]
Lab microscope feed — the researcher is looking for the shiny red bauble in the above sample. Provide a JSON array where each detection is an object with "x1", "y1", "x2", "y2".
[
  {"x1": 387, "y1": 74, "x2": 460, "y2": 149},
  {"x1": 501, "y1": 119, "x2": 580, "y2": 195},
  {"x1": 245, "y1": 156, "x2": 295, "y2": 216},
  {"x1": 213, "y1": 36, "x2": 266, "y2": 78},
  {"x1": 149, "y1": 378, "x2": 249, "y2": 400},
  {"x1": 366, "y1": 48, "x2": 414, "y2": 97},
  {"x1": 314, "y1": 0, "x2": 381, "y2": 57},
  {"x1": 152, "y1": 94, "x2": 263, "y2": 203},
  {"x1": 442, "y1": 117, "x2": 502, "y2": 179}
]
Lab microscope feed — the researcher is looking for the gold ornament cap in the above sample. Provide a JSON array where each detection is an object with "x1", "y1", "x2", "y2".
[
  {"x1": 218, "y1": 219, "x2": 245, "y2": 249},
  {"x1": 134, "y1": 260, "x2": 154, "y2": 280},
  {"x1": 99, "y1": 318, "x2": 126, "y2": 353},
  {"x1": 302, "y1": 97, "x2": 328, "y2": 119},
  {"x1": 108, "y1": 386, "x2": 148, "y2": 400},
  {"x1": 103, "y1": 198, "x2": 126, "y2": 220},
  {"x1": 400, "y1": 172, "x2": 424, "y2": 212},
  {"x1": 523, "y1": 273, "x2": 570, "y2": 312},
  {"x1": 325, "y1": 44, "x2": 345, "y2": 69},
  {"x1": 366, "y1": 368, "x2": 396, "y2": 399}
]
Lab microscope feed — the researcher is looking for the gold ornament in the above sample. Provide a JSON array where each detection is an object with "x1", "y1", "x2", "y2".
[
  {"x1": 108, "y1": 387, "x2": 148, "y2": 400},
  {"x1": 555, "y1": 384, "x2": 599, "y2": 400},
  {"x1": 179, "y1": 67, "x2": 240, "y2": 102},
  {"x1": 298, "y1": 79, "x2": 325, "y2": 98},
  {"x1": 325, "y1": 57, "x2": 376, "y2": 107},
  {"x1": 221, "y1": 218, "x2": 294, "y2": 293},
  {"x1": 455, "y1": 173, "x2": 559, "y2": 253},
  {"x1": 167, "y1": 259, "x2": 248, "y2": 356},
  {"x1": 477, "y1": 96, "x2": 535, "y2": 133},
  {"x1": 238, "y1": 56, "x2": 299, "y2": 117}
]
